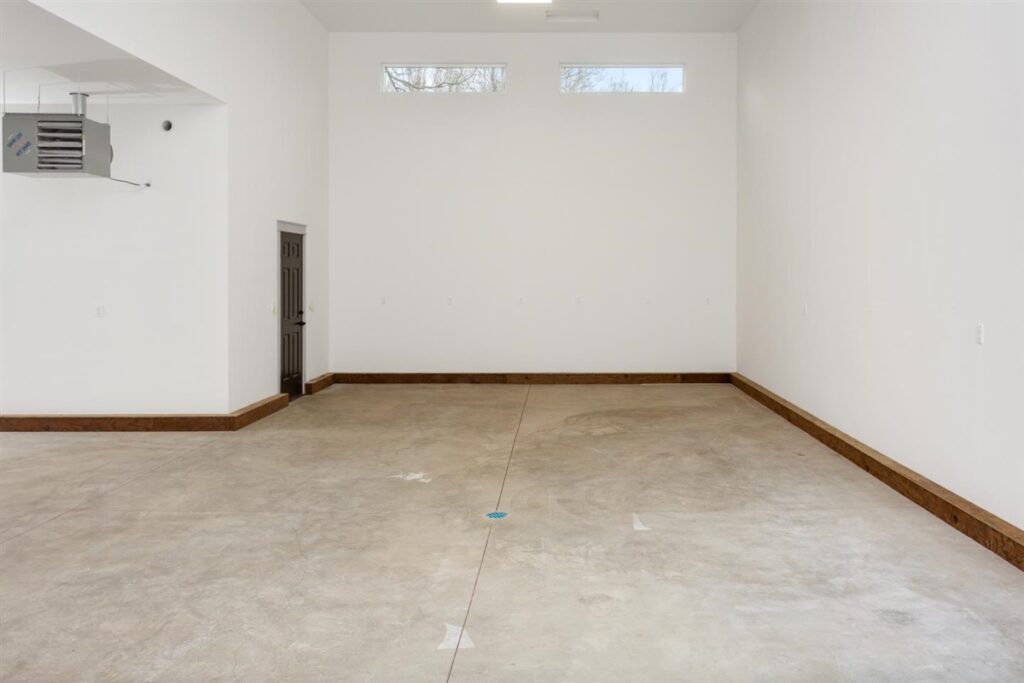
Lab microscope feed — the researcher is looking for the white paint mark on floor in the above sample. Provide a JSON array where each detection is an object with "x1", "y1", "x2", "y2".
[
  {"x1": 632, "y1": 513, "x2": 651, "y2": 531},
  {"x1": 389, "y1": 472, "x2": 431, "y2": 483},
  {"x1": 437, "y1": 623, "x2": 474, "y2": 650}
]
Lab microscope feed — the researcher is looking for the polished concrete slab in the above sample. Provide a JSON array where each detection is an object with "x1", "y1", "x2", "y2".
[{"x1": 1, "y1": 385, "x2": 1022, "y2": 681}]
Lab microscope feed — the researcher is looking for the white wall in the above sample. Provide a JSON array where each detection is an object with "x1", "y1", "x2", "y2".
[
  {"x1": 31, "y1": 0, "x2": 329, "y2": 411},
  {"x1": 329, "y1": 33, "x2": 736, "y2": 372},
  {"x1": 738, "y1": 1, "x2": 1024, "y2": 527},
  {"x1": 0, "y1": 104, "x2": 229, "y2": 413}
]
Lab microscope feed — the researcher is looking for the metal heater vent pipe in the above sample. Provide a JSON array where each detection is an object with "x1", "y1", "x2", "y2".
[{"x1": 69, "y1": 92, "x2": 88, "y2": 117}]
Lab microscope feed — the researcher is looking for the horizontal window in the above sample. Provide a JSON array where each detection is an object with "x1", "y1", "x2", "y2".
[
  {"x1": 382, "y1": 65, "x2": 506, "y2": 93},
  {"x1": 560, "y1": 65, "x2": 685, "y2": 93}
]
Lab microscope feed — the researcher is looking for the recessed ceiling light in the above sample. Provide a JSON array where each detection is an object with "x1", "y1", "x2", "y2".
[
  {"x1": 497, "y1": 0, "x2": 553, "y2": 4},
  {"x1": 545, "y1": 10, "x2": 600, "y2": 23}
]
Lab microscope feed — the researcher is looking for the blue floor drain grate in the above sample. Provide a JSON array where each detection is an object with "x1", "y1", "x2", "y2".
[{"x1": 485, "y1": 511, "x2": 508, "y2": 520}]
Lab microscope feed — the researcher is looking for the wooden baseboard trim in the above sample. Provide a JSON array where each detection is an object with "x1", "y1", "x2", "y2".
[
  {"x1": 231, "y1": 394, "x2": 290, "y2": 430},
  {"x1": 0, "y1": 393, "x2": 290, "y2": 433},
  {"x1": 731, "y1": 373, "x2": 1024, "y2": 571},
  {"x1": 304, "y1": 373, "x2": 335, "y2": 395},
  {"x1": 332, "y1": 372, "x2": 732, "y2": 385}
]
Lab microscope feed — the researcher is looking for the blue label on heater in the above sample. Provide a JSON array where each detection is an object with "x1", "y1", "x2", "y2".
[
  {"x1": 485, "y1": 511, "x2": 508, "y2": 519},
  {"x1": 5, "y1": 132, "x2": 22, "y2": 148}
]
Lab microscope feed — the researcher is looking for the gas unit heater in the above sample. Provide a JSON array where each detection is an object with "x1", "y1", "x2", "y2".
[{"x1": 3, "y1": 93, "x2": 112, "y2": 178}]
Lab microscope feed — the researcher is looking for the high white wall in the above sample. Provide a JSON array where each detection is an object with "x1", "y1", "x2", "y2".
[
  {"x1": 329, "y1": 33, "x2": 736, "y2": 372},
  {"x1": 0, "y1": 104, "x2": 228, "y2": 413},
  {"x1": 738, "y1": 1, "x2": 1024, "y2": 527},
  {"x1": 31, "y1": 0, "x2": 329, "y2": 411}
]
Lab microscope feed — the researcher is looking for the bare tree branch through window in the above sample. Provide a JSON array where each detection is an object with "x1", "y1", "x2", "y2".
[
  {"x1": 383, "y1": 66, "x2": 506, "y2": 93},
  {"x1": 560, "y1": 66, "x2": 684, "y2": 93}
]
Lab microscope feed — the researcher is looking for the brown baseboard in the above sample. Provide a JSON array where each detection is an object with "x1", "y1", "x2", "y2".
[
  {"x1": 0, "y1": 393, "x2": 290, "y2": 433},
  {"x1": 304, "y1": 373, "x2": 335, "y2": 395},
  {"x1": 231, "y1": 394, "x2": 290, "y2": 430},
  {"x1": 332, "y1": 372, "x2": 732, "y2": 385},
  {"x1": 731, "y1": 373, "x2": 1024, "y2": 571}
]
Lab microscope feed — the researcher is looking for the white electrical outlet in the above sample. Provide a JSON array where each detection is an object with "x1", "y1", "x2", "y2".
[
  {"x1": 96, "y1": 305, "x2": 106, "y2": 319},
  {"x1": 975, "y1": 323, "x2": 985, "y2": 345}
]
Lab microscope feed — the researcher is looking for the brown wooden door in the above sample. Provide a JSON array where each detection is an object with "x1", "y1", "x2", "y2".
[{"x1": 280, "y1": 231, "x2": 304, "y2": 398}]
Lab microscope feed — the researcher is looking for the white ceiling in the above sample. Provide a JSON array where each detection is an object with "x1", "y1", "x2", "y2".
[
  {"x1": 0, "y1": 0, "x2": 217, "y2": 106},
  {"x1": 301, "y1": 0, "x2": 759, "y2": 33}
]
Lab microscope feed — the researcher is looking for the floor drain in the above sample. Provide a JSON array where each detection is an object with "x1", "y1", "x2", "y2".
[{"x1": 485, "y1": 511, "x2": 508, "y2": 519}]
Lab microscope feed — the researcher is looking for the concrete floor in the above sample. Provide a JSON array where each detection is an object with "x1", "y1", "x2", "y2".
[{"x1": 1, "y1": 384, "x2": 1022, "y2": 682}]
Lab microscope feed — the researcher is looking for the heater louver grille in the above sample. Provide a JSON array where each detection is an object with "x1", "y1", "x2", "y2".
[
  {"x1": 35, "y1": 120, "x2": 85, "y2": 171},
  {"x1": 4, "y1": 103, "x2": 110, "y2": 178}
]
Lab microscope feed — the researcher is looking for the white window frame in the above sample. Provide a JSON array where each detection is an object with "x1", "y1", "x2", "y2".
[
  {"x1": 559, "y1": 63, "x2": 687, "y2": 95},
  {"x1": 381, "y1": 63, "x2": 509, "y2": 94}
]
